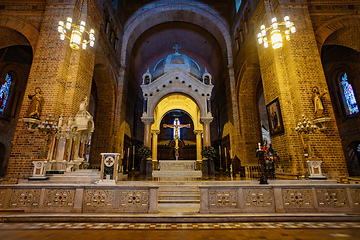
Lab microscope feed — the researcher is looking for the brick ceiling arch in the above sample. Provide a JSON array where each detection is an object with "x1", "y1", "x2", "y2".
[
  {"x1": 121, "y1": 2, "x2": 233, "y2": 69},
  {"x1": 0, "y1": 15, "x2": 39, "y2": 53}
]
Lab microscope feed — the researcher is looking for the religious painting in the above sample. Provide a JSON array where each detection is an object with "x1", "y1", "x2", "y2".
[{"x1": 266, "y1": 98, "x2": 284, "y2": 136}]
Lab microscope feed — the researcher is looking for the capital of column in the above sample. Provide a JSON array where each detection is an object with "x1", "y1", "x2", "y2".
[
  {"x1": 151, "y1": 130, "x2": 160, "y2": 135},
  {"x1": 141, "y1": 117, "x2": 155, "y2": 125},
  {"x1": 200, "y1": 117, "x2": 213, "y2": 125},
  {"x1": 193, "y1": 130, "x2": 203, "y2": 135}
]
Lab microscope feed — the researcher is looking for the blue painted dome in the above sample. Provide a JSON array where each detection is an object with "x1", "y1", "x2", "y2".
[{"x1": 152, "y1": 52, "x2": 203, "y2": 80}]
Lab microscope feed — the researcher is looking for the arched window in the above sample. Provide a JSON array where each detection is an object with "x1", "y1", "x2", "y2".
[
  {"x1": 340, "y1": 73, "x2": 359, "y2": 115},
  {"x1": 0, "y1": 73, "x2": 12, "y2": 115}
]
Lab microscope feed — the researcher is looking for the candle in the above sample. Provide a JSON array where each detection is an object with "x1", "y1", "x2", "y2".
[
  {"x1": 258, "y1": 143, "x2": 261, "y2": 150},
  {"x1": 230, "y1": 149, "x2": 232, "y2": 158},
  {"x1": 225, "y1": 147, "x2": 227, "y2": 157},
  {"x1": 127, "y1": 147, "x2": 130, "y2": 157}
]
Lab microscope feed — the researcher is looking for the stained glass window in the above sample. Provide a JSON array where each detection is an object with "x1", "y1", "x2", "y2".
[
  {"x1": 340, "y1": 73, "x2": 359, "y2": 115},
  {"x1": 0, "y1": 73, "x2": 12, "y2": 115}
]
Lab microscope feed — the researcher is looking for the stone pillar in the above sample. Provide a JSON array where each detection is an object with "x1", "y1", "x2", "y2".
[
  {"x1": 141, "y1": 117, "x2": 154, "y2": 148},
  {"x1": 151, "y1": 130, "x2": 160, "y2": 161},
  {"x1": 200, "y1": 117, "x2": 213, "y2": 147},
  {"x1": 194, "y1": 130, "x2": 203, "y2": 161}
]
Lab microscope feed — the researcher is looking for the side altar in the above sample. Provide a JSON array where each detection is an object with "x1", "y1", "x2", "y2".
[{"x1": 152, "y1": 160, "x2": 202, "y2": 178}]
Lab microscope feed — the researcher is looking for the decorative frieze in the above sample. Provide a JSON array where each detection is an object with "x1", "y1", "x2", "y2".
[
  {"x1": 209, "y1": 189, "x2": 237, "y2": 208},
  {"x1": 244, "y1": 189, "x2": 274, "y2": 207},
  {"x1": 316, "y1": 189, "x2": 348, "y2": 208},
  {"x1": 44, "y1": 189, "x2": 75, "y2": 207},
  {"x1": 119, "y1": 190, "x2": 149, "y2": 211},
  {"x1": 282, "y1": 189, "x2": 313, "y2": 208},
  {"x1": 10, "y1": 189, "x2": 41, "y2": 208},
  {"x1": 84, "y1": 189, "x2": 114, "y2": 208},
  {"x1": 0, "y1": 189, "x2": 6, "y2": 208}
]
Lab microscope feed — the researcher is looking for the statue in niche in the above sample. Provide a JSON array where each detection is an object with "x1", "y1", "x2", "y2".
[
  {"x1": 26, "y1": 87, "x2": 44, "y2": 119},
  {"x1": 312, "y1": 86, "x2": 327, "y2": 119}
]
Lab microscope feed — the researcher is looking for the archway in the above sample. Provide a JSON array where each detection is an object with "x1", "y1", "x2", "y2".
[
  {"x1": 88, "y1": 64, "x2": 116, "y2": 168},
  {"x1": 151, "y1": 94, "x2": 203, "y2": 161}
]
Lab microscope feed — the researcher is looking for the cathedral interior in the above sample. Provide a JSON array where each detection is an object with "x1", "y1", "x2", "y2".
[{"x1": 0, "y1": 0, "x2": 359, "y2": 232}]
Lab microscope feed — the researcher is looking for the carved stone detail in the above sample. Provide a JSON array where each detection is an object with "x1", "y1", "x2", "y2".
[
  {"x1": 44, "y1": 189, "x2": 75, "y2": 207},
  {"x1": 209, "y1": 189, "x2": 237, "y2": 208},
  {"x1": 10, "y1": 189, "x2": 41, "y2": 208},
  {"x1": 282, "y1": 189, "x2": 313, "y2": 208},
  {"x1": 0, "y1": 189, "x2": 5, "y2": 208},
  {"x1": 351, "y1": 189, "x2": 360, "y2": 207},
  {"x1": 244, "y1": 189, "x2": 273, "y2": 207},
  {"x1": 316, "y1": 189, "x2": 348, "y2": 208},
  {"x1": 119, "y1": 190, "x2": 149, "y2": 211},
  {"x1": 84, "y1": 189, "x2": 114, "y2": 208}
]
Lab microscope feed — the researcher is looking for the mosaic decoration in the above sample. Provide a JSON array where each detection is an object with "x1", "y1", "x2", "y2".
[
  {"x1": 84, "y1": 189, "x2": 114, "y2": 208},
  {"x1": 316, "y1": 189, "x2": 348, "y2": 208},
  {"x1": 44, "y1": 189, "x2": 75, "y2": 207},
  {"x1": 244, "y1": 189, "x2": 274, "y2": 207},
  {"x1": 0, "y1": 73, "x2": 12, "y2": 114},
  {"x1": 119, "y1": 190, "x2": 149, "y2": 211},
  {"x1": 341, "y1": 73, "x2": 359, "y2": 115},
  {"x1": 9, "y1": 189, "x2": 41, "y2": 208},
  {"x1": 209, "y1": 189, "x2": 238, "y2": 208},
  {"x1": 282, "y1": 189, "x2": 313, "y2": 208},
  {"x1": 351, "y1": 189, "x2": 360, "y2": 207}
]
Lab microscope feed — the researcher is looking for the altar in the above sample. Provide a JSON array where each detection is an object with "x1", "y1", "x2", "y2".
[{"x1": 152, "y1": 160, "x2": 202, "y2": 178}]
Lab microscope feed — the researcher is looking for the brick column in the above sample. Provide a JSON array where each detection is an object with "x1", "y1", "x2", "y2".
[
  {"x1": 255, "y1": 3, "x2": 348, "y2": 179},
  {"x1": 6, "y1": 0, "x2": 97, "y2": 180}
]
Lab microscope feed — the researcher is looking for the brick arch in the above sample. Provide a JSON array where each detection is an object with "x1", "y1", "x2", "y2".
[
  {"x1": 315, "y1": 15, "x2": 360, "y2": 53},
  {"x1": 88, "y1": 63, "x2": 116, "y2": 167},
  {"x1": 121, "y1": 1, "x2": 233, "y2": 67},
  {"x1": 0, "y1": 15, "x2": 39, "y2": 53}
]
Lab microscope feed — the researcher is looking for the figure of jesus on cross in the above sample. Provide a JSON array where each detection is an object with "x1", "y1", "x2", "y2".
[{"x1": 163, "y1": 118, "x2": 190, "y2": 160}]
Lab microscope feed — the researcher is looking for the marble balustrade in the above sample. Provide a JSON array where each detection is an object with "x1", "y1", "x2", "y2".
[
  {"x1": 199, "y1": 183, "x2": 360, "y2": 214},
  {"x1": 0, "y1": 185, "x2": 158, "y2": 213}
]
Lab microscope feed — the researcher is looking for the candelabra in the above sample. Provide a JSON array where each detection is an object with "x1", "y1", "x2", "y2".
[
  {"x1": 295, "y1": 115, "x2": 317, "y2": 158},
  {"x1": 257, "y1": 16, "x2": 295, "y2": 49},
  {"x1": 38, "y1": 114, "x2": 59, "y2": 159},
  {"x1": 57, "y1": 0, "x2": 95, "y2": 50}
]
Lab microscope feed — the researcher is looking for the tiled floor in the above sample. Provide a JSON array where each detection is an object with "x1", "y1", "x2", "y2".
[{"x1": 0, "y1": 222, "x2": 359, "y2": 230}]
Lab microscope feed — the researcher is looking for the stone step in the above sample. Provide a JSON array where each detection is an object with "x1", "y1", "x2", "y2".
[
  {"x1": 159, "y1": 190, "x2": 199, "y2": 196},
  {"x1": 159, "y1": 195, "x2": 199, "y2": 201},
  {"x1": 158, "y1": 199, "x2": 200, "y2": 204}
]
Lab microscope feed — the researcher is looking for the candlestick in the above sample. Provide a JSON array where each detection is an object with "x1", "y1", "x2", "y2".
[{"x1": 132, "y1": 145, "x2": 135, "y2": 171}]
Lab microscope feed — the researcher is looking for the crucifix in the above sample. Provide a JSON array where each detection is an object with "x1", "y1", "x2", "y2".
[
  {"x1": 163, "y1": 118, "x2": 190, "y2": 160},
  {"x1": 173, "y1": 44, "x2": 181, "y2": 54}
]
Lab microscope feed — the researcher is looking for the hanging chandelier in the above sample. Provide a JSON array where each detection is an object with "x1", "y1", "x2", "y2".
[
  {"x1": 257, "y1": 16, "x2": 295, "y2": 49},
  {"x1": 57, "y1": 0, "x2": 95, "y2": 50}
]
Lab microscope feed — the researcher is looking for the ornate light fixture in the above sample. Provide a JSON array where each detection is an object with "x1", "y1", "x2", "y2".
[
  {"x1": 257, "y1": 16, "x2": 295, "y2": 49},
  {"x1": 38, "y1": 114, "x2": 59, "y2": 159},
  {"x1": 295, "y1": 115, "x2": 317, "y2": 158},
  {"x1": 57, "y1": 0, "x2": 95, "y2": 50}
]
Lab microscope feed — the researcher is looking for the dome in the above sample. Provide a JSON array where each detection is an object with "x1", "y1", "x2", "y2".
[{"x1": 152, "y1": 52, "x2": 203, "y2": 80}]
